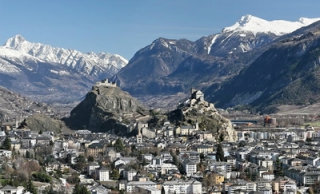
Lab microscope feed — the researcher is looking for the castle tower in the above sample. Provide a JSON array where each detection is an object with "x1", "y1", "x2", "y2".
[
  {"x1": 15, "y1": 118, "x2": 19, "y2": 129},
  {"x1": 195, "y1": 121, "x2": 199, "y2": 130},
  {"x1": 191, "y1": 88, "x2": 197, "y2": 97},
  {"x1": 136, "y1": 128, "x2": 143, "y2": 144}
]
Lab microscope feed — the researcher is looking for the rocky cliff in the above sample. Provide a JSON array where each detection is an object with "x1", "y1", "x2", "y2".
[
  {"x1": 19, "y1": 113, "x2": 67, "y2": 133},
  {"x1": 64, "y1": 81, "x2": 146, "y2": 135},
  {"x1": 168, "y1": 89, "x2": 237, "y2": 142}
]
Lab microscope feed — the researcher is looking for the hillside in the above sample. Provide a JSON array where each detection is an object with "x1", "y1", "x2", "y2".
[
  {"x1": 0, "y1": 86, "x2": 53, "y2": 123},
  {"x1": 209, "y1": 21, "x2": 320, "y2": 113}
]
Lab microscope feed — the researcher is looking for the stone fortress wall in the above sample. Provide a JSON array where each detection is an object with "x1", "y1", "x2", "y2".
[{"x1": 93, "y1": 79, "x2": 117, "y2": 89}]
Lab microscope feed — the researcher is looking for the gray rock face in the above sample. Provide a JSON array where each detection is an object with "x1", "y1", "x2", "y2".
[
  {"x1": 64, "y1": 83, "x2": 145, "y2": 135},
  {"x1": 20, "y1": 113, "x2": 63, "y2": 133}
]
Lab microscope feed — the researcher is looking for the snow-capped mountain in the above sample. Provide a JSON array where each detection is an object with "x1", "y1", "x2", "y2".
[
  {"x1": 3, "y1": 35, "x2": 128, "y2": 78},
  {"x1": 196, "y1": 15, "x2": 320, "y2": 56},
  {"x1": 0, "y1": 35, "x2": 128, "y2": 104},
  {"x1": 223, "y1": 14, "x2": 320, "y2": 35},
  {"x1": 112, "y1": 15, "x2": 320, "y2": 109},
  {"x1": 209, "y1": 19, "x2": 320, "y2": 112}
]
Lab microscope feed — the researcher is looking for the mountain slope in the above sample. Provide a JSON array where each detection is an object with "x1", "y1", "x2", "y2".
[
  {"x1": 112, "y1": 38, "x2": 196, "y2": 94},
  {"x1": 209, "y1": 21, "x2": 320, "y2": 112},
  {"x1": 112, "y1": 15, "x2": 320, "y2": 108}
]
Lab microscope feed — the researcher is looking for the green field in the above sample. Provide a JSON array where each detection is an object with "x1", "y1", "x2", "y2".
[{"x1": 304, "y1": 121, "x2": 320, "y2": 127}]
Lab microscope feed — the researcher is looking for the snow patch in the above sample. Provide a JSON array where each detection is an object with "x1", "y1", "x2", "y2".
[
  {"x1": 207, "y1": 34, "x2": 219, "y2": 54},
  {"x1": 231, "y1": 91, "x2": 264, "y2": 105},
  {"x1": 223, "y1": 14, "x2": 320, "y2": 36},
  {"x1": 50, "y1": 70, "x2": 70, "y2": 76},
  {"x1": 0, "y1": 58, "x2": 21, "y2": 74}
]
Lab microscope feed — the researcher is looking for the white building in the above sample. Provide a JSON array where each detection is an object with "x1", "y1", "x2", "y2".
[
  {"x1": 0, "y1": 185, "x2": 25, "y2": 194},
  {"x1": 261, "y1": 172, "x2": 275, "y2": 181},
  {"x1": 227, "y1": 181, "x2": 256, "y2": 194},
  {"x1": 126, "y1": 181, "x2": 157, "y2": 193},
  {"x1": 96, "y1": 167, "x2": 109, "y2": 181},
  {"x1": 0, "y1": 150, "x2": 12, "y2": 158},
  {"x1": 208, "y1": 161, "x2": 232, "y2": 179},
  {"x1": 114, "y1": 157, "x2": 137, "y2": 167},
  {"x1": 145, "y1": 162, "x2": 178, "y2": 175},
  {"x1": 283, "y1": 182, "x2": 297, "y2": 193},
  {"x1": 184, "y1": 161, "x2": 197, "y2": 177},
  {"x1": 163, "y1": 180, "x2": 202, "y2": 194},
  {"x1": 87, "y1": 162, "x2": 100, "y2": 175},
  {"x1": 161, "y1": 152, "x2": 173, "y2": 161},
  {"x1": 124, "y1": 169, "x2": 137, "y2": 181},
  {"x1": 143, "y1": 154, "x2": 154, "y2": 161}
]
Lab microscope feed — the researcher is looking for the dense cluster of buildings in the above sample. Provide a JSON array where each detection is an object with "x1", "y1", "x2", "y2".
[{"x1": 1, "y1": 119, "x2": 320, "y2": 194}]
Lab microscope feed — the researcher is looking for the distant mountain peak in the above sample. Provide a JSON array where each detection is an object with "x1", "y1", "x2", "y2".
[
  {"x1": 222, "y1": 15, "x2": 320, "y2": 35},
  {"x1": 4, "y1": 34, "x2": 26, "y2": 48},
  {"x1": 237, "y1": 14, "x2": 262, "y2": 26}
]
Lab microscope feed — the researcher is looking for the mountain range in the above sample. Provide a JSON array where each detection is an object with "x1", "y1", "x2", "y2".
[
  {"x1": 111, "y1": 15, "x2": 320, "y2": 111},
  {"x1": 209, "y1": 22, "x2": 320, "y2": 113},
  {"x1": 1, "y1": 14, "x2": 320, "y2": 115},
  {"x1": 0, "y1": 35, "x2": 127, "y2": 103}
]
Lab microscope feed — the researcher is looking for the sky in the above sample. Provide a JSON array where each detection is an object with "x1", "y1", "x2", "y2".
[{"x1": 1, "y1": 1, "x2": 320, "y2": 60}]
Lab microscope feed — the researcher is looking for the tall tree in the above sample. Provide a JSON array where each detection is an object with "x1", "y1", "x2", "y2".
[
  {"x1": 274, "y1": 157, "x2": 283, "y2": 177},
  {"x1": 73, "y1": 183, "x2": 90, "y2": 194},
  {"x1": 88, "y1": 156, "x2": 94, "y2": 162},
  {"x1": 26, "y1": 178, "x2": 37, "y2": 194},
  {"x1": 161, "y1": 186, "x2": 166, "y2": 194},
  {"x1": 3, "y1": 136, "x2": 11, "y2": 150},
  {"x1": 216, "y1": 144, "x2": 224, "y2": 162},
  {"x1": 111, "y1": 169, "x2": 120, "y2": 180},
  {"x1": 114, "y1": 138, "x2": 124, "y2": 152}
]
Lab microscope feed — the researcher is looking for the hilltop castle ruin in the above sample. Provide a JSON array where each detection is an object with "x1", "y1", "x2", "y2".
[{"x1": 92, "y1": 79, "x2": 117, "y2": 89}]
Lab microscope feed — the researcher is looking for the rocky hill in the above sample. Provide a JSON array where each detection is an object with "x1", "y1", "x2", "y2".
[
  {"x1": 209, "y1": 20, "x2": 320, "y2": 113},
  {"x1": 64, "y1": 80, "x2": 146, "y2": 135},
  {"x1": 0, "y1": 86, "x2": 54, "y2": 123},
  {"x1": 167, "y1": 89, "x2": 237, "y2": 142},
  {"x1": 19, "y1": 113, "x2": 68, "y2": 133}
]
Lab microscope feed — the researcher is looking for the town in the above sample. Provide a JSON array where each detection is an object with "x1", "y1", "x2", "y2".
[{"x1": 0, "y1": 91, "x2": 319, "y2": 194}]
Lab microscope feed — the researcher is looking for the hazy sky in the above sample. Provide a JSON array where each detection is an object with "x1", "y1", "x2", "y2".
[{"x1": 1, "y1": 0, "x2": 320, "y2": 59}]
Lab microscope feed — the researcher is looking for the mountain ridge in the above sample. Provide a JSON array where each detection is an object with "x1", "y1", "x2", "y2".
[
  {"x1": 0, "y1": 35, "x2": 128, "y2": 104},
  {"x1": 222, "y1": 14, "x2": 320, "y2": 35},
  {"x1": 208, "y1": 20, "x2": 320, "y2": 113},
  {"x1": 112, "y1": 15, "x2": 320, "y2": 108},
  {"x1": 3, "y1": 35, "x2": 128, "y2": 78}
]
